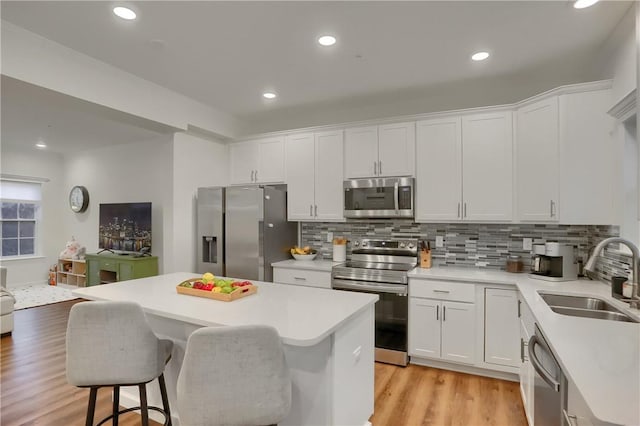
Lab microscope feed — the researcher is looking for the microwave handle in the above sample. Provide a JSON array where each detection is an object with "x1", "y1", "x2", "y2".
[{"x1": 394, "y1": 181, "x2": 399, "y2": 212}]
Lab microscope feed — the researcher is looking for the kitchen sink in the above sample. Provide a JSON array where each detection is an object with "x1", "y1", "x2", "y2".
[{"x1": 539, "y1": 292, "x2": 639, "y2": 323}]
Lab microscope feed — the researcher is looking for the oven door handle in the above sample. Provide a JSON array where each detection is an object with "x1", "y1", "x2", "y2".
[
  {"x1": 394, "y1": 181, "x2": 400, "y2": 212},
  {"x1": 332, "y1": 279, "x2": 407, "y2": 295}
]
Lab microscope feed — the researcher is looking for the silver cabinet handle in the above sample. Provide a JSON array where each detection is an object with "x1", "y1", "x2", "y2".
[
  {"x1": 442, "y1": 305, "x2": 446, "y2": 321},
  {"x1": 436, "y1": 304, "x2": 439, "y2": 321},
  {"x1": 294, "y1": 277, "x2": 307, "y2": 281},
  {"x1": 250, "y1": 170, "x2": 254, "y2": 182},
  {"x1": 254, "y1": 170, "x2": 258, "y2": 182},
  {"x1": 379, "y1": 160, "x2": 382, "y2": 175},
  {"x1": 373, "y1": 161, "x2": 377, "y2": 175},
  {"x1": 518, "y1": 299, "x2": 521, "y2": 318},
  {"x1": 433, "y1": 289, "x2": 450, "y2": 293},
  {"x1": 550, "y1": 200, "x2": 556, "y2": 218},
  {"x1": 457, "y1": 203, "x2": 461, "y2": 219},
  {"x1": 310, "y1": 205, "x2": 313, "y2": 217},
  {"x1": 464, "y1": 202, "x2": 467, "y2": 218},
  {"x1": 314, "y1": 205, "x2": 318, "y2": 217}
]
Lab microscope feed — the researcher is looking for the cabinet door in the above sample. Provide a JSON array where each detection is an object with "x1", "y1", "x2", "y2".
[
  {"x1": 408, "y1": 298, "x2": 441, "y2": 359},
  {"x1": 86, "y1": 258, "x2": 100, "y2": 286},
  {"x1": 256, "y1": 136, "x2": 285, "y2": 183},
  {"x1": 378, "y1": 122, "x2": 415, "y2": 177},
  {"x1": 344, "y1": 126, "x2": 378, "y2": 178},
  {"x1": 485, "y1": 288, "x2": 520, "y2": 367},
  {"x1": 415, "y1": 117, "x2": 462, "y2": 221},
  {"x1": 516, "y1": 98, "x2": 559, "y2": 221},
  {"x1": 229, "y1": 142, "x2": 258, "y2": 184},
  {"x1": 440, "y1": 301, "x2": 475, "y2": 364},
  {"x1": 519, "y1": 321, "x2": 534, "y2": 426},
  {"x1": 285, "y1": 133, "x2": 316, "y2": 221},
  {"x1": 462, "y1": 112, "x2": 513, "y2": 221},
  {"x1": 119, "y1": 263, "x2": 134, "y2": 281},
  {"x1": 315, "y1": 130, "x2": 344, "y2": 221},
  {"x1": 559, "y1": 89, "x2": 615, "y2": 224}
]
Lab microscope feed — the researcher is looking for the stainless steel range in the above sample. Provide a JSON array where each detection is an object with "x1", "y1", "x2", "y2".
[{"x1": 331, "y1": 238, "x2": 418, "y2": 366}]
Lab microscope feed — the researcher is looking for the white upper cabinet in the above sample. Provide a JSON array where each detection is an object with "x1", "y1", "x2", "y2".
[
  {"x1": 285, "y1": 133, "x2": 315, "y2": 220},
  {"x1": 516, "y1": 97, "x2": 560, "y2": 222},
  {"x1": 345, "y1": 122, "x2": 415, "y2": 178},
  {"x1": 559, "y1": 89, "x2": 615, "y2": 225},
  {"x1": 314, "y1": 130, "x2": 344, "y2": 221},
  {"x1": 285, "y1": 130, "x2": 344, "y2": 221},
  {"x1": 344, "y1": 126, "x2": 378, "y2": 178},
  {"x1": 462, "y1": 111, "x2": 513, "y2": 221},
  {"x1": 415, "y1": 112, "x2": 513, "y2": 222},
  {"x1": 378, "y1": 122, "x2": 416, "y2": 177},
  {"x1": 229, "y1": 136, "x2": 285, "y2": 185},
  {"x1": 416, "y1": 117, "x2": 463, "y2": 221}
]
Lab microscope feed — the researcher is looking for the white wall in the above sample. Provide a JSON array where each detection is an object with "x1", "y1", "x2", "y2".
[
  {"x1": 1, "y1": 21, "x2": 244, "y2": 139},
  {"x1": 63, "y1": 136, "x2": 173, "y2": 273},
  {"x1": 169, "y1": 132, "x2": 228, "y2": 273},
  {"x1": 0, "y1": 147, "x2": 67, "y2": 288},
  {"x1": 594, "y1": 4, "x2": 636, "y2": 107}
]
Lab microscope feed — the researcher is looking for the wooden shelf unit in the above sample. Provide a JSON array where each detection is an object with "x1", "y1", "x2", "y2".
[{"x1": 57, "y1": 258, "x2": 87, "y2": 287}]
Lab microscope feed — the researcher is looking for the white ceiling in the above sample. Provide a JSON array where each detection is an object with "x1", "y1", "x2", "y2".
[
  {"x1": 1, "y1": 76, "x2": 175, "y2": 155},
  {"x1": 1, "y1": 0, "x2": 631, "y2": 123}
]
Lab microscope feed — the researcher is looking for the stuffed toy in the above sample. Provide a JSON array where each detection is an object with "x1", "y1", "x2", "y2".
[{"x1": 59, "y1": 237, "x2": 86, "y2": 260}]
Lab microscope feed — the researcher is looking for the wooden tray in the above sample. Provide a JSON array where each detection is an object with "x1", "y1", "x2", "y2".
[{"x1": 176, "y1": 278, "x2": 258, "y2": 302}]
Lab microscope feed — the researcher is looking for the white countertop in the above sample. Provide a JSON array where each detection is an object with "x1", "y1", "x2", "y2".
[
  {"x1": 72, "y1": 272, "x2": 378, "y2": 347},
  {"x1": 409, "y1": 267, "x2": 640, "y2": 426},
  {"x1": 271, "y1": 259, "x2": 341, "y2": 272}
]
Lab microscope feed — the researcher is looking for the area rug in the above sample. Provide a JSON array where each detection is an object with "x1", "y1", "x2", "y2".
[{"x1": 12, "y1": 284, "x2": 79, "y2": 310}]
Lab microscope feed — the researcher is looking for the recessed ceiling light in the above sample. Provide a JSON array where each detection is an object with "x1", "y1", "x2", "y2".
[
  {"x1": 573, "y1": 0, "x2": 599, "y2": 8},
  {"x1": 263, "y1": 92, "x2": 277, "y2": 99},
  {"x1": 318, "y1": 35, "x2": 337, "y2": 47},
  {"x1": 471, "y1": 51, "x2": 490, "y2": 61},
  {"x1": 35, "y1": 142, "x2": 47, "y2": 149},
  {"x1": 113, "y1": 6, "x2": 137, "y2": 20}
]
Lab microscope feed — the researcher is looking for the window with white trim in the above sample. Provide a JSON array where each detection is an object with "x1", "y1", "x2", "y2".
[{"x1": 1, "y1": 180, "x2": 41, "y2": 258}]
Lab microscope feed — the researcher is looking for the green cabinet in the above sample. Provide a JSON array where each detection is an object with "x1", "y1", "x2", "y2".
[{"x1": 85, "y1": 253, "x2": 158, "y2": 286}]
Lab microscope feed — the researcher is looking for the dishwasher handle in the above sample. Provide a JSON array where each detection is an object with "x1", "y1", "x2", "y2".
[{"x1": 528, "y1": 334, "x2": 560, "y2": 392}]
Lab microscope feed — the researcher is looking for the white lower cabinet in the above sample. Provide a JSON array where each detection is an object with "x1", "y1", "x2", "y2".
[
  {"x1": 409, "y1": 297, "x2": 476, "y2": 365},
  {"x1": 484, "y1": 288, "x2": 520, "y2": 367},
  {"x1": 273, "y1": 267, "x2": 332, "y2": 289}
]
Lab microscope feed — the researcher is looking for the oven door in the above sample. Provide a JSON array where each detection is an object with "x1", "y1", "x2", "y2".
[
  {"x1": 333, "y1": 279, "x2": 408, "y2": 366},
  {"x1": 343, "y1": 177, "x2": 414, "y2": 218}
]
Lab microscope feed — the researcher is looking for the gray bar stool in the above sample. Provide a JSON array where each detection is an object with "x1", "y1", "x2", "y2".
[
  {"x1": 66, "y1": 301, "x2": 173, "y2": 426},
  {"x1": 177, "y1": 325, "x2": 291, "y2": 426}
]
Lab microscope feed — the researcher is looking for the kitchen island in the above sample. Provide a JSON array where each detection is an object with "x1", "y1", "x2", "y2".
[{"x1": 72, "y1": 272, "x2": 378, "y2": 426}]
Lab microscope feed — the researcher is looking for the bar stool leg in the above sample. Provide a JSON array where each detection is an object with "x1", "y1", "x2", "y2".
[
  {"x1": 112, "y1": 385, "x2": 120, "y2": 426},
  {"x1": 86, "y1": 387, "x2": 98, "y2": 426},
  {"x1": 139, "y1": 384, "x2": 149, "y2": 426},
  {"x1": 158, "y1": 374, "x2": 172, "y2": 426}
]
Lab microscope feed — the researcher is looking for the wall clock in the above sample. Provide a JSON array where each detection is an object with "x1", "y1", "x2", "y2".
[{"x1": 69, "y1": 185, "x2": 89, "y2": 213}]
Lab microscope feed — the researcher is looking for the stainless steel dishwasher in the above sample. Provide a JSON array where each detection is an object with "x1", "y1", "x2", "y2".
[{"x1": 528, "y1": 324, "x2": 567, "y2": 426}]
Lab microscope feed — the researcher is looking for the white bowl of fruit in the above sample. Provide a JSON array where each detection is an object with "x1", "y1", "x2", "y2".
[{"x1": 290, "y1": 246, "x2": 317, "y2": 260}]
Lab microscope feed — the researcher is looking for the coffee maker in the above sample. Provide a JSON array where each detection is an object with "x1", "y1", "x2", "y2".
[{"x1": 530, "y1": 242, "x2": 577, "y2": 282}]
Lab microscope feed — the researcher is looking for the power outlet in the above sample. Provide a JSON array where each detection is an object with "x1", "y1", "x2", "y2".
[
  {"x1": 436, "y1": 236, "x2": 444, "y2": 248},
  {"x1": 523, "y1": 238, "x2": 533, "y2": 251},
  {"x1": 327, "y1": 232, "x2": 334, "y2": 243}
]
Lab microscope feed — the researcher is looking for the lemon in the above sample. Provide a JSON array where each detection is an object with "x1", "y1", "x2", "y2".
[{"x1": 202, "y1": 272, "x2": 215, "y2": 282}]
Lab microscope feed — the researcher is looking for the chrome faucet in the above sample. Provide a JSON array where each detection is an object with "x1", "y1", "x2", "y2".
[{"x1": 584, "y1": 237, "x2": 640, "y2": 309}]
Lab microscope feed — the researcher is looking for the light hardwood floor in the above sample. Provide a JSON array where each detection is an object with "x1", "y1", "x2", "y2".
[{"x1": 1, "y1": 299, "x2": 526, "y2": 426}]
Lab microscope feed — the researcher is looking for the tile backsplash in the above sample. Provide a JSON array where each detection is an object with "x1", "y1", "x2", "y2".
[{"x1": 301, "y1": 221, "x2": 629, "y2": 283}]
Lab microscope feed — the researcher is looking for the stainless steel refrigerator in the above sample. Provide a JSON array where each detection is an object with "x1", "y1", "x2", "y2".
[{"x1": 196, "y1": 185, "x2": 297, "y2": 282}]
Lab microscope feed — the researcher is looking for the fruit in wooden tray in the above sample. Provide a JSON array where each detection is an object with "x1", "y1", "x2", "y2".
[{"x1": 202, "y1": 272, "x2": 215, "y2": 283}]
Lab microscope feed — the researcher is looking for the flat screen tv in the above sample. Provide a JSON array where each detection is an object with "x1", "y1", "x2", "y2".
[{"x1": 99, "y1": 202, "x2": 152, "y2": 253}]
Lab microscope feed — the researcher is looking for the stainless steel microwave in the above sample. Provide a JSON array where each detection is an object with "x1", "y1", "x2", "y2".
[{"x1": 344, "y1": 177, "x2": 414, "y2": 219}]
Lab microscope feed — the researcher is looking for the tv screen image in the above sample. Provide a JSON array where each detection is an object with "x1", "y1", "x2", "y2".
[{"x1": 99, "y1": 202, "x2": 151, "y2": 252}]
